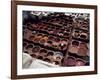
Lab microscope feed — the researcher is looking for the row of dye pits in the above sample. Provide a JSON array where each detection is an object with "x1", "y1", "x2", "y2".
[
  {"x1": 23, "y1": 28, "x2": 89, "y2": 51},
  {"x1": 25, "y1": 22, "x2": 89, "y2": 41},
  {"x1": 23, "y1": 38, "x2": 89, "y2": 67}
]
